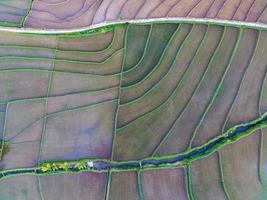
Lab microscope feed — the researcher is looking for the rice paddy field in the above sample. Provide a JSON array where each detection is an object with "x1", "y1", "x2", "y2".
[
  {"x1": 0, "y1": 8, "x2": 267, "y2": 200},
  {"x1": 0, "y1": 0, "x2": 267, "y2": 29}
]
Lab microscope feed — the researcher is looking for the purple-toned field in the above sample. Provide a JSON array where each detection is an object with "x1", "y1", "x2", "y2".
[
  {"x1": 141, "y1": 168, "x2": 188, "y2": 200},
  {"x1": 0, "y1": 175, "x2": 41, "y2": 200},
  {"x1": 0, "y1": 172, "x2": 107, "y2": 200},
  {"x1": 0, "y1": 19, "x2": 266, "y2": 200},
  {"x1": 40, "y1": 100, "x2": 117, "y2": 161},
  {"x1": 0, "y1": 0, "x2": 31, "y2": 26},
  {"x1": 109, "y1": 171, "x2": 139, "y2": 200},
  {"x1": 21, "y1": 0, "x2": 267, "y2": 29},
  {"x1": 40, "y1": 172, "x2": 107, "y2": 200},
  {"x1": 0, "y1": 25, "x2": 124, "y2": 170}
]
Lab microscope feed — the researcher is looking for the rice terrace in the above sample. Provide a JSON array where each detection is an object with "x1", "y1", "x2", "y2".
[{"x1": 0, "y1": 0, "x2": 267, "y2": 200}]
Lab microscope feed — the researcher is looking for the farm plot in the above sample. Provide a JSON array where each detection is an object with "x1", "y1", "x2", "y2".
[
  {"x1": 40, "y1": 99, "x2": 117, "y2": 161},
  {"x1": 108, "y1": 171, "x2": 139, "y2": 200},
  {"x1": 0, "y1": 172, "x2": 107, "y2": 200},
  {"x1": 157, "y1": 26, "x2": 239, "y2": 153},
  {"x1": 0, "y1": 175, "x2": 41, "y2": 200},
  {"x1": 123, "y1": 24, "x2": 151, "y2": 72},
  {"x1": 0, "y1": 25, "x2": 125, "y2": 170},
  {"x1": 0, "y1": 31, "x2": 57, "y2": 48},
  {"x1": 218, "y1": 132, "x2": 267, "y2": 200},
  {"x1": 191, "y1": 28, "x2": 259, "y2": 147},
  {"x1": 22, "y1": 0, "x2": 267, "y2": 29},
  {"x1": 185, "y1": 29, "x2": 267, "y2": 200},
  {"x1": 55, "y1": 26, "x2": 125, "y2": 62},
  {"x1": 188, "y1": 136, "x2": 267, "y2": 200},
  {"x1": 112, "y1": 23, "x2": 267, "y2": 162},
  {"x1": 0, "y1": 99, "x2": 45, "y2": 169},
  {"x1": 0, "y1": 21, "x2": 266, "y2": 200},
  {"x1": 57, "y1": 28, "x2": 114, "y2": 52},
  {"x1": 190, "y1": 153, "x2": 227, "y2": 200},
  {"x1": 40, "y1": 172, "x2": 107, "y2": 200},
  {"x1": 0, "y1": 71, "x2": 49, "y2": 103},
  {"x1": 141, "y1": 168, "x2": 188, "y2": 200},
  {"x1": 113, "y1": 23, "x2": 207, "y2": 160},
  {"x1": 217, "y1": 30, "x2": 267, "y2": 200},
  {"x1": 120, "y1": 23, "x2": 190, "y2": 104}
]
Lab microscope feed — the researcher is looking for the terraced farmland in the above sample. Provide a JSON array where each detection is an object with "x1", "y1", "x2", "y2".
[
  {"x1": 0, "y1": 0, "x2": 267, "y2": 29},
  {"x1": 0, "y1": 21, "x2": 267, "y2": 200},
  {"x1": 23, "y1": 0, "x2": 267, "y2": 28}
]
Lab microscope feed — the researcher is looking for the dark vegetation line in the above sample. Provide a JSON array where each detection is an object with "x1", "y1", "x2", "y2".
[
  {"x1": 1, "y1": 112, "x2": 267, "y2": 179},
  {"x1": 185, "y1": 0, "x2": 202, "y2": 17},
  {"x1": 116, "y1": 0, "x2": 128, "y2": 20},
  {"x1": 212, "y1": 0, "x2": 226, "y2": 18},
  {"x1": 166, "y1": 0, "x2": 182, "y2": 17},
  {"x1": 27, "y1": 0, "x2": 97, "y2": 24},
  {"x1": 231, "y1": 0, "x2": 243, "y2": 20},
  {"x1": 256, "y1": 3, "x2": 267, "y2": 22},
  {"x1": 22, "y1": 0, "x2": 34, "y2": 27},
  {"x1": 243, "y1": 0, "x2": 256, "y2": 21},
  {"x1": 30, "y1": 0, "x2": 91, "y2": 21},
  {"x1": 203, "y1": 0, "x2": 217, "y2": 18},
  {"x1": 133, "y1": 0, "x2": 147, "y2": 19},
  {"x1": 104, "y1": 0, "x2": 114, "y2": 20},
  {"x1": 147, "y1": 0, "x2": 166, "y2": 17},
  {"x1": 91, "y1": 0, "x2": 105, "y2": 23}
]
